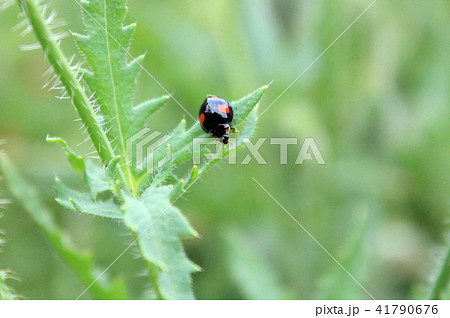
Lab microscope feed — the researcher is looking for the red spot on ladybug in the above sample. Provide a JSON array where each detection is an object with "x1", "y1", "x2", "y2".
[
  {"x1": 199, "y1": 113, "x2": 205, "y2": 124},
  {"x1": 218, "y1": 104, "x2": 229, "y2": 114}
]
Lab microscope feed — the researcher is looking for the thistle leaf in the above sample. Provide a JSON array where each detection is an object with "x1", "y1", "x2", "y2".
[
  {"x1": 46, "y1": 135, "x2": 85, "y2": 173},
  {"x1": 73, "y1": 0, "x2": 137, "y2": 137},
  {"x1": 73, "y1": 0, "x2": 167, "y2": 154},
  {"x1": 231, "y1": 84, "x2": 268, "y2": 126},
  {"x1": 128, "y1": 95, "x2": 170, "y2": 137},
  {"x1": 47, "y1": 136, "x2": 111, "y2": 197},
  {"x1": 136, "y1": 120, "x2": 186, "y2": 191},
  {"x1": 122, "y1": 186, "x2": 199, "y2": 299},
  {"x1": 149, "y1": 145, "x2": 174, "y2": 189},
  {"x1": 84, "y1": 160, "x2": 110, "y2": 197},
  {"x1": 55, "y1": 177, "x2": 123, "y2": 219},
  {"x1": 105, "y1": 156, "x2": 121, "y2": 190}
]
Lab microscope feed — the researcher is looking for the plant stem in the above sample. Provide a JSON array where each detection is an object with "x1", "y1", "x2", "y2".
[
  {"x1": 18, "y1": 0, "x2": 128, "y2": 188},
  {"x1": 128, "y1": 231, "x2": 164, "y2": 299},
  {"x1": 429, "y1": 243, "x2": 450, "y2": 300}
]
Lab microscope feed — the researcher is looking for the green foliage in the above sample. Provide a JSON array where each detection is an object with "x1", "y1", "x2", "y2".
[
  {"x1": 18, "y1": 0, "x2": 117, "y2": 168},
  {"x1": 0, "y1": 143, "x2": 15, "y2": 300},
  {"x1": 0, "y1": 270, "x2": 16, "y2": 300},
  {"x1": 73, "y1": 0, "x2": 170, "y2": 196},
  {"x1": 122, "y1": 187, "x2": 200, "y2": 299},
  {"x1": 1, "y1": 0, "x2": 448, "y2": 300},
  {"x1": 46, "y1": 136, "x2": 85, "y2": 173},
  {"x1": 223, "y1": 227, "x2": 288, "y2": 300},
  {"x1": 128, "y1": 96, "x2": 170, "y2": 137},
  {"x1": 0, "y1": 183, "x2": 17, "y2": 300},
  {"x1": 74, "y1": 0, "x2": 143, "y2": 140},
  {"x1": 317, "y1": 210, "x2": 369, "y2": 299},
  {"x1": 6, "y1": 0, "x2": 266, "y2": 299},
  {"x1": 0, "y1": 155, "x2": 127, "y2": 299},
  {"x1": 55, "y1": 177, "x2": 123, "y2": 219},
  {"x1": 427, "y1": 240, "x2": 450, "y2": 300}
]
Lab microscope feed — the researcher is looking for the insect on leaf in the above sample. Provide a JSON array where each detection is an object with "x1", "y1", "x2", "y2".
[{"x1": 164, "y1": 85, "x2": 269, "y2": 167}]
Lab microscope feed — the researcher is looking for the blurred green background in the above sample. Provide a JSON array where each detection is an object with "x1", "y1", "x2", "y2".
[{"x1": 0, "y1": 0, "x2": 449, "y2": 299}]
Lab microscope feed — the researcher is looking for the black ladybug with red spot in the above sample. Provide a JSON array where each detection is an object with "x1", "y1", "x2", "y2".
[{"x1": 199, "y1": 95, "x2": 238, "y2": 144}]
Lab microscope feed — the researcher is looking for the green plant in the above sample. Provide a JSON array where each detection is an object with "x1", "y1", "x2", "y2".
[
  {"x1": 0, "y1": 213, "x2": 17, "y2": 300},
  {"x1": 0, "y1": 155, "x2": 128, "y2": 299},
  {"x1": 1, "y1": 0, "x2": 267, "y2": 299},
  {"x1": 427, "y1": 238, "x2": 450, "y2": 300},
  {"x1": 0, "y1": 270, "x2": 16, "y2": 300},
  {"x1": 0, "y1": 146, "x2": 17, "y2": 300}
]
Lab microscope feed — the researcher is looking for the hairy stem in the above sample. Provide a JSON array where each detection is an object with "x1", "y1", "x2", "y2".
[{"x1": 18, "y1": 0, "x2": 128, "y2": 188}]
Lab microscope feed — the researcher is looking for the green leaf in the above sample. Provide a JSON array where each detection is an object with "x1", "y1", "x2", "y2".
[
  {"x1": 74, "y1": 0, "x2": 167, "y2": 151},
  {"x1": 0, "y1": 155, "x2": 127, "y2": 299},
  {"x1": 317, "y1": 210, "x2": 370, "y2": 299},
  {"x1": 127, "y1": 95, "x2": 170, "y2": 137},
  {"x1": 106, "y1": 156, "x2": 121, "y2": 184},
  {"x1": 55, "y1": 177, "x2": 123, "y2": 219},
  {"x1": 149, "y1": 145, "x2": 174, "y2": 189},
  {"x1": 231, "y1": 84, "x2": 268, "y2": 126},
  {"x1": 47, "y1": 135, "x2": 85, "y2": 173},
  {"x1": 74, "y1": 0, "x2": 136, "y2": 140},
  {"x1": 223, "y1": 227, "x2": 288, "y2": 299},
  {"x1": 47, "y1": 136, "x2": 113, "y2": 197},
  {"x1": 134, "y1": 119, "x2": 186, "y2": 192},
  {"x1": 84, "y1": 160, "x2": 110, "y2": 197},
  {"x1": 183, "y1": 165, "x2": 198, "y2": 189},
  {"x1": 1, "y1": 156, "x2": 57, "y2": 231},
  {"x1": 167, "y1": 118, "x2": 187, "y2": 151},
  {"x1": 105, "y1": 156, "x2": 121, "y2": 194},
  {"x1": 122, "y1": 186, "x2": 199, "y2": 299},
  {"x1": 73, "y1": 0, "x2": 169, "y2": 196}
]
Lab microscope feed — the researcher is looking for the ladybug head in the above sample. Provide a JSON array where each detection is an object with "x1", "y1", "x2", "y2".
[{"x1": 221, "y1": 135, "x2": 230, "y2": 144}]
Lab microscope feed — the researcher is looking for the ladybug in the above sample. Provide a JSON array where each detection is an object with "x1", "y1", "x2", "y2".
[{"x1": 199, "y1": 95, "x2": 238, "y2": 144}]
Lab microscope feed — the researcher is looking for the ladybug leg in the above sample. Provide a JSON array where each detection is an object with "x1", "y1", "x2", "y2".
[
  {"x1": 211, "y1": 124, "x2": 229, "y2": 143},
  {"x1": 230, "y1": 126, "x2": 239, "y2": 133}
]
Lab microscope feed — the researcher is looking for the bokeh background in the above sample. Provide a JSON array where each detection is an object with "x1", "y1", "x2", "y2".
[{"x1": 0, "y1": 0, "x2": 449, "y2": 299}]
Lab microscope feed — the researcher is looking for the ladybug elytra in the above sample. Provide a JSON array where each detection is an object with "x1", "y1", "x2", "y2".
[{"x1": 199, "y1": 95, "x2": 238, "y2": 144}]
